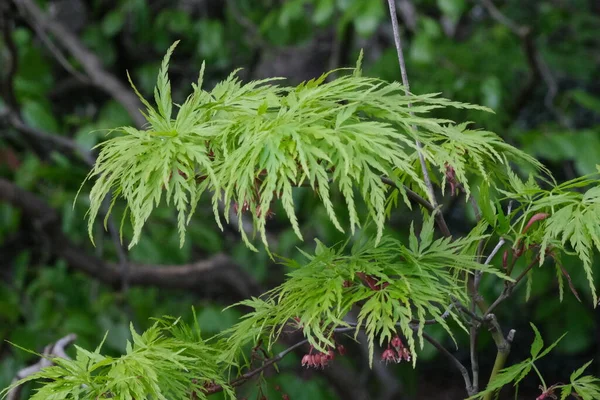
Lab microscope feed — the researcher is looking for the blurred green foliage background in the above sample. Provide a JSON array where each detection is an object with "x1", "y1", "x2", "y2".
[{"x1": 1, "y1": 0, "x2": 599, "y2": 398}]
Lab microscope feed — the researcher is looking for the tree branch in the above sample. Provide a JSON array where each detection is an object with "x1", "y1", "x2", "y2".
[
  {"x1": 0, "y1": 178, "x2": 261, "y2": 300},
  {"x1": 484, "y1": 254, "x2": 541, "y2": 318},
  {"x1": 479, "y1": 0, "x2": 569, "y2": 128},
  {"x1": 204, "y1": 327, "x2": 357, "y2": 395},
  {"x1": 420, "y1": 330, "x2": 475, "y2": 396},
  {"x1": 386, "y1": 0, "x2": 451, "y2": 238},
  {"x1": 0, "y1": 5, "x2": 19, "y2": 113},
  {"x1": 12, "y1": 0, "x2": 146, "y2": 128}
]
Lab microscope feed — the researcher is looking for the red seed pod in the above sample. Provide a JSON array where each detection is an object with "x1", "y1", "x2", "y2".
[
  {"x1": 522, "y1": 213, "x2": 550, "y2": 234},
  {"x1": 337, "y1": 344, "x2": 346, "y2": 356},
  {"x1": 502, "y1": 249, "x2": 509, "y2": 269}
]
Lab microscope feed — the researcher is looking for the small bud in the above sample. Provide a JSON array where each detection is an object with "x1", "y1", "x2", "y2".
[
  {"x1": 445, "y1": 163, "x2": 459, "y2": 195},
  {"x1": 326, "y1": 349, "x2": 335, "y2": 361},
  {"x1": 301, "y1": 354, "x2": 312, "y2": 367},
  {"x1": 523, "y1": 213, "x2": 550, "y2": 234},
  {"x1": 391, "y1": 336, "x2": 402, "y2": 350},
  {"x1": 337, "y1": 344, "x2": 346, "y2": 356}
]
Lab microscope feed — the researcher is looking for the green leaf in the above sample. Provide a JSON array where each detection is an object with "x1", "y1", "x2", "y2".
[
  {"x1": 529, "y1": 322, "x2": 544, "y2": 358},
  {"x1": 21, "y1": 100, "x2": 59, "y2": 132},
  {"x1": 571, "y1": 360, "x2": 594, "y2": 381},
  {"x1": 102, "y1": 10, "x2": 126, "y2": 37},
  {"x1": 570, "y1": 89, "x2": 600, "y2": 114},
  {"x1": 437, "y1": 0, "x2": 466, "y2": 22}
]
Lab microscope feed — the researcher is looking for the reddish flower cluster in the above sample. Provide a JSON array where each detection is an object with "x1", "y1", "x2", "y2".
[
  {"x1": 381, "y1": 335, "x2": 411, "y2": 364},
  {"x1": 301, "y1": 345, "x2": 346, "y2": 369},
  {"x1": 301, "y1": 349, "x2": 335, "y2": 369}
]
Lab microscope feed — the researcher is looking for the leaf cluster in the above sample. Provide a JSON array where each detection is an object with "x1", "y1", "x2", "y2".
[
  {"x1": 1, "y1": 317, "x2": 233, "y2": 400},
  {"x1": 84, "y1": 42, "x2": 538, "y2": 251},
  {"x1": 220, "y1": 214, "x2": 507, "y2": 367},
  {"x1": 501, "y1": 171, "x2": 600, "y2": 303}
]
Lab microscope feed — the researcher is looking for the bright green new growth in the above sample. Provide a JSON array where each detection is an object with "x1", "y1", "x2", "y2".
[
  {"x1": 219, "y1": 214, "x2": 509, "y2": 368},
  {"x1": 501, "y1": 171, "x2": 600, "y2": 304},
  {"x1": 84, "y1": 41, "x2": 538, "y2": 250},
  {"x1": 0, "y1": 317, "x2": 234, "y2": 400}
]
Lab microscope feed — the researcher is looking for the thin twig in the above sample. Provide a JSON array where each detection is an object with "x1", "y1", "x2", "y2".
[
  {"x1": 479, "y1": 0, "x2": 570, "y2": 129},
  {"x1": 484, "y1": 238, "x2": 505, "y2": 266},
  {"x1": 21, "y1": 6, "x2": 91, "y2": 84},
  {"x1": 386, "y1": 0, "x2": 432, "y2": 194},
  {"x1": 420, "y1": 330, "x2": 475, "y2": 396},
  {"x1": 6, "y1": 334, "x2": 77, "y2": 400},
  {"x1": 474, "y1": 237, "x2": 506, "y2": 289},
  {"x1": 470, "y1": 324, "x2": 480, "y2": 393},
  {"x1": 205, "y1": 327, "x2": 357, "y2": 395},
  {"x1": 484, "y1": 254, "x2": 541, "y2": 317},
  {"x1": 480, "y1": 0, "x2": 528, "y2": 37},
  {"x1": 0, "y1": 6, "x2": 19, "y2": 112},
  {"x1": 2, "y1": 109, "x2": 96, "y2": 167},
  {"x1": 386, "y1": 0, "x2": 450, "y2": 238},
  {"x1": 453, "y1": 299, "x2": 484, "y2": 323},
  {"x1": 12, "y1": 0, "x2": 145, "y2": 128},
  {"x1": 381, "y1": 174, "x2": 451, "y2": 237}
]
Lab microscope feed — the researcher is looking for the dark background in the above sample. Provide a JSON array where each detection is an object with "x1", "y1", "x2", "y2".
[{"x1": 1, "y1": 0, "x2": 599, "y2": 399}]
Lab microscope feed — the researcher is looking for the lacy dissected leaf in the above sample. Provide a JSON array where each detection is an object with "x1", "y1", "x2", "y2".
[
  {"x1": 500, "y1": 172, "x2": 600, "y2": 304},
  {"x1": 420, "y1": 122, "x2": 547, "y2": 196},
  {"x1": 83, "y1": 41, "x2": 217, "y2": 248},
  {"x1": 85, "y1": 42, "x2": 531, "y2": 251},
  {"x1": 559, "y1": 360, "x2": 600, "y2": 400},
  {"x1": 221, "y1": 223, "x2": 506, "y2": 368},
  {"x1": 0, "y1": 318, "x2": 234, "y2": 400}
]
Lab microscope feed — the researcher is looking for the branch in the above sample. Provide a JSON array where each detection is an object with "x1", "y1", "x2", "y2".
[
  {"x1": 0, "y1": 178, "x2": 261, "y2": 300},
  {"x1": 0, "y1": 108, "x2": 96, "y2": 167},
  {"x1": 420, "y1": 330, "x2": 475, "y2": 396},
  {"x1": 386, "y1": 0, "x2": 451, "y2": 238},
  {"x1": 480, "y1": 0, "x2": 528, "y2": 37},
  {"x1": 484, "y1": 254, "x2": 541, "y2": 317},
  {"x1": 480, "y1": 0, "x2": 569, "y2": 127},
  {"x1": 6, "y1": 334, "x2": 77, "y2": 400},
  {"x1": 0, "y1": 5, "x2": 19, "y2": 112},
  {"x1": 12, "y1": 0, "x2": 146, "y2": 128},
  {"x1": 205, "y1": 327, "x2": 357, "y2": 395},
  {"x1": 482, "y1": 322, "x2": 516, "y2": 400}
]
